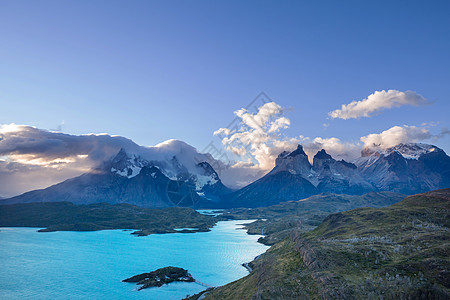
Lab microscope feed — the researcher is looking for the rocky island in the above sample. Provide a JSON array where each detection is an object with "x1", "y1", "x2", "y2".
[{"x1": 123, "y1": 267, "x2": 195, "y2": 290}]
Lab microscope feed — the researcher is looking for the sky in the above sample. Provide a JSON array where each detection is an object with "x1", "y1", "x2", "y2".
[{"x1": 1, "y1": 0, "x2": 449, "y2": 196}]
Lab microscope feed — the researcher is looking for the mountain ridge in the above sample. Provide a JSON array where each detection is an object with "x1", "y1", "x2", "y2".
[
  {"x1": 220, "y1": 143, "x2": 450, "y2": 208},
  {"x1": 2, "y1": 141, "x2": 449, "y2": 209},
  {"x1": 1, "y1": 146, "x2": 230, "y2": 208}
]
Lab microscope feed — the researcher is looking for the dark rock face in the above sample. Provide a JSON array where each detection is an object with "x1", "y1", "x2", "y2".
[
  {"x1": 312, "y1": 149, "x2": 374, "y2": 195},
  {"x1": 222, "y1": 146, "x2": 375, "y2": 208},
  {"x1": 123, "y1": 267, "x2": 194, "y2": 290},
  {"x1": 221, "y1": 171, "x2": 318, "y2": 208}
]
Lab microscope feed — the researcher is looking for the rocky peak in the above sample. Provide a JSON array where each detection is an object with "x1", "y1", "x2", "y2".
[
  {"x1": 312, "y1": 149, "x2": 334, "y2": 171},
  {"x1": 288, "y1": 144, "x2": 307, "y2": 157},
  {"x1": 361, "y1": 143, "x2": 439, "y2": 160},
  {"x1": 197, "y1": 161, "x2": 219, "y2": 179},
  {"x1": 275, "y1": 145, "x2": 308, "y2": 166},
  {"x1": 109, "y1": 148, "x2": 145, "y2": 178},
  {"x1": 314, "y1": 149, "x2": 333, "y2": 160},
  {"x1": 271, "y1": 144, "x2": 312, "y2": 177},
  {"x1": 386, "y1": 143, "x2": 438, "y2": 160}
]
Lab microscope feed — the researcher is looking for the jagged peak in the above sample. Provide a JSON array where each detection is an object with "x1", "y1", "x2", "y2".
[
  {"x1": 112, "y1": 148, "x2": 129, "y2": 161},
  {"x1": 314, "y1": 149, "x2": 333, "y2": 160},
  {"x1": 338, "y1": 159, "x2": 357, "y2": 169},
  {"x1": 361, "y1": 142, "x2": 441, "y2": 160},
  {"x1": 288, "y1": 144, "x2": 307, "y2": 157}
]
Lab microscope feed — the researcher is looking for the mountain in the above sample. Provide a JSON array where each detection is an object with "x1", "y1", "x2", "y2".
[
  {"x1": 355, "y1": 143, "x2": 450, "y2": 194},
  {"x1": 221, "y1": 145, "x2": 375, "y2": 208},
  {"x1": 220, "y1": 143, "x2": 450, "y2": 208},
  {"x1": 220, "y1": 145, "x2": 318, "y2": 208},
  {"x1": 1, "y1": 140, "x2": 231, "y2": 208},
  {"x1": 2, "y1": 141, "x2": 449, "y2": 209},
  {"x1": 188, "y1": 189, "x2": 450, "y2": 299},
  {"x1": 313, "y1": 149, "x2": 374, "y2": 194}
]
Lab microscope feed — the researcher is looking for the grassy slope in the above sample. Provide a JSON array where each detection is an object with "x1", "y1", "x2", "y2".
[
  {"x1": 0, "y1": 202, "x2": 216, "y2": 235},
  {"x1": 220, "y1": 191, "x2": 405, "y2": 245},
  {"x1": 193, "y1": 189, "x2": 449, "y2": 299}
]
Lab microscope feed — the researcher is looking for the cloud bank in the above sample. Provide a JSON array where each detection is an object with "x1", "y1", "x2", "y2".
[
  {"x1": 329, "y1": 90, "x2": 430, "y2": 120},
  {"x1": 0, "y1": 124, "x2": 143, "y2": 197}
]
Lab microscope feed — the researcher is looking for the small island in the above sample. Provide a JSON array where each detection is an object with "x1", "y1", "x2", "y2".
[{"x1": 123, "y1": 266, "x2": 195, "y2": 290}]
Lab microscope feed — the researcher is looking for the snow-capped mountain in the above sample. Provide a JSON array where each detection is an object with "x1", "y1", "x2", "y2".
[
  {"x1": 360, "y1": 143, "x2": 438, "y2": 160},
  {"x1": 104, "y1": 141, "x2": 230, "y2": 198},
  {"x1": 221, "y1": 145, "x2": 374, "y2": 208},
  {"x1": 221, "y1": 142, "x2": 450, "y2": 208},
  {"x1": 2, "y1": 140, "x2": 448, "y2": 209},
  {"x1": 2, "y1": 140, "x2": 230, "y2": 208},
  {"x1": 355, "y1": 143, "x2": 450, "y2": 194}
]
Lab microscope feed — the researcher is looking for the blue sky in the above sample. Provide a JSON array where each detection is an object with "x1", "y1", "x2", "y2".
[{"x1": 1, "y1": 0, "x2": 449, "y2": 153}]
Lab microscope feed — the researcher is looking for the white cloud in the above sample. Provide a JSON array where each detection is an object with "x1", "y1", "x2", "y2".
[
  {"x1": 360, "y1": 125, "x2": 432, "y2": 150},
  {"x1": 0, "y1": 124, "x2": 143, "y2": 197},
  {"x1": 329, "y1": 90, "x2": 430, "y2": 120},
  {"x1": 303, "y1": 137, "x2": 361, "y2": 162},
  {"x1": 214, "y1": 102, "x2": 299, "y2": 171}
]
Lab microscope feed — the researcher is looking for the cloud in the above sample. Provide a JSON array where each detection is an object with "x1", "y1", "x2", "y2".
[
  {"x1": 0, "y1": 124, "x2": 146, "y2": 197},
  {"x1": 211, "y1": 101, "x2": 364, "y2": 185},
  {"x1": 360, "y1": 125, "x2": 433, "y2": 150},
  {"x1": 302, "y1": 137, "x2": 361, "y2": 162},
  {"x1": 0, "y1": 124, "x2": 141, "y2": 163},
  {"x1": 328, "y1": 90, "x2": 430, "y2": 120},
  {"x1": 214, "y1": 102, "x2": 299, "y2": 171}
]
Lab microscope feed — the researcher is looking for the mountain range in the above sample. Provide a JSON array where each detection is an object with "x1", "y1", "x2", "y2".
[
  {"x1": 1, "y1": 140, "x2": 230, "y2": 208},
  {"x1": 221, "y1": 143, "x2": 450, "y2": 207},
  {"x1": 1, "y1": 141, "x2": 449, "y2": 208}
]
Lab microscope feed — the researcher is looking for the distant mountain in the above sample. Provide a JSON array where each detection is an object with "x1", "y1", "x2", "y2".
[
  {"x1": 2, "y1": 141, "x2": 449, "y2": 209},
  {"x1": 220, "y1": 143, "x2": 450, "y2": 208},
  {"x1": 355, "y1": 143, "x2": 450, "y2": 194},
  {"x1": 221, "y1": 145, "x2": 375, "y2": 208},
  {"x1": 2, "y1": 140, "x2": 231, "y2": 208}
]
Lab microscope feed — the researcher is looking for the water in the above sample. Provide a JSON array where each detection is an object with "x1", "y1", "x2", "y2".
[{"x1": 0, "y1": 220, "x2": 268, "y2": 300}]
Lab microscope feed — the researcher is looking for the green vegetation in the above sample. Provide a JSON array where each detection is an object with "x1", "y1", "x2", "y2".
[
  {"x1": 123, "y1": 266, "x2": 194, "y2": 290},
  {"x1": 184, "y1": 240, "x2": 320, "y2": 300},
  {"x1": 0, "y1": 202, "x2": 216, "y2": 236},
  {"x1": 219, "y1": 191, "x2": 405, "y2": 245},
  {"x1": 189, "y1": 189, "x2": 450, "y2": 299}
]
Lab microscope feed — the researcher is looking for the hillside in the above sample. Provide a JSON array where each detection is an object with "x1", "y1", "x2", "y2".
[
  {"x1": 220, "y1": 191, "x2": 405, "y2": 245},
  {"x1": 188, "y1": 189, "x2": 450, "y2": 299}
]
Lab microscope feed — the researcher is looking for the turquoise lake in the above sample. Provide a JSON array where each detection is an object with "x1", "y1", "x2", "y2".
[{"x1": 0, "y1": 220, "x2": 269, "y2": 300}]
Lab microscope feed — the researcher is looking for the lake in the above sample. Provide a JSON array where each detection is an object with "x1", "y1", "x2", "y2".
[{"x1": 0, "y1": 220, "x2": 269, "y2": 300}]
